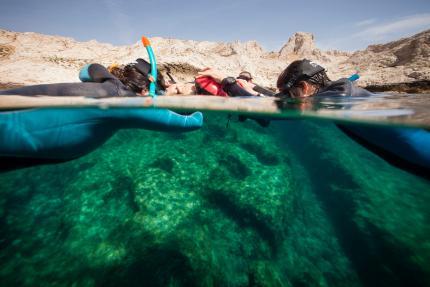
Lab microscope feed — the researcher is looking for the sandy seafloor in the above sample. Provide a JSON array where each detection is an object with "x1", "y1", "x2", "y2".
[{"x1": 0, "y1": 113, "x2": 429, "y2": 287}]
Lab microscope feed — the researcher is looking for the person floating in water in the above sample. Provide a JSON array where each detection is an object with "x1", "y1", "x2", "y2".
[
  {"x1": 149, "y1": 67, "x2": 274, "y2": 98},
  {"x1": 0, "y1": 59, "x2": 203, "y2": 168},
  {"x1": 159, "y1": 68, "x2": 256, "y2": 97},
  {"x1": 275, "y1": 59, "x2": 430, "y2": 178},
  {"x1": 275, "y1": 59, "x2": 373, "y2": 100},
  {"x1": 236, "y1": 71, "x2": 276, "y2": 97},
  {"x1": 195, "y1": 68, "x2": 274, "y2": 98},
  {"x1": 0, "y1": 59, "x2": 168, "y2": 98}
]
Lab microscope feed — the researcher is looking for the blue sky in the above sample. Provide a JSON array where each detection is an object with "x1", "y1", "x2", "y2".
[{"x1": 0, "y1": 0, "x2": 429, "y2": 51}]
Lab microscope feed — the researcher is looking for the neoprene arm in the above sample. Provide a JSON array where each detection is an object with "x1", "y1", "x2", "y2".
[
  {"x1": 221, "y1": 78, "x2": 256, "y2": 97},
  {"x1": 113, "y1": 109, "x2": 204, "y2": 132},
  {"x1": 0, "y1": 82, "x2": 134, "y2": 98},
  {"x1": 79, "y1": 63, "x2": 137, "y2": 97},
  {"x1": 0, "y1": 108, "x2": 203, "y2": 160},
  {"x1": 0, "y1": 62, "x2": 136, "y2": 98},
  {"x1": 0, "y1": 82, "x2": 116, "y2": 97},
  {"x1": 87, "y1": 64, "x2": 118, "y2": 83},
  {"x1": 253, "y1": 85, "x2": 275, "y2": 96}
]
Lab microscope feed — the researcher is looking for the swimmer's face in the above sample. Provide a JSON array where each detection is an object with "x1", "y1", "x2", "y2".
[{"x1": 165, "y1": 83, "x2": 196, "y2": 95}]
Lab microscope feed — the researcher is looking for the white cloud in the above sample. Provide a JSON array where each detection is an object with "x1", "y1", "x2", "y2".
[
  {"x1": 355, "y1": 18, "x2": 377, "y2": 27},
  {"x1": 353, "y1": 13, "x2": 430, "y2": 39},
  {"x1": 319, "y1": 13, "x2": 430, "y2": 51}
]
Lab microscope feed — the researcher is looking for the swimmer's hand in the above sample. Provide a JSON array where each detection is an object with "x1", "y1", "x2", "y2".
[{"x1": 196, "y1": 68, "x2": 226, "y2": 83}]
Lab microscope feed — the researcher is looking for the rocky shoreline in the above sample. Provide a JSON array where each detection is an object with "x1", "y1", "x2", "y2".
[
  {"x1": 3, "y1": 80, "x2": 430, "y2": 95},
  {"x1": 365, "y1": 80, "x2": 430, "y2": 94},
  {"x1": 0, "y1": 28, "x2": 429, "y2": 91},
  {"x1": 0, "y1": 82, "x2": 22, "y2": 90}
]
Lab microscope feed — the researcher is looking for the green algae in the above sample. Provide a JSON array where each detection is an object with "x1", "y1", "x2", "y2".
[{"x1": 0, "y1": 114, "x2": 429, "y2": 286}]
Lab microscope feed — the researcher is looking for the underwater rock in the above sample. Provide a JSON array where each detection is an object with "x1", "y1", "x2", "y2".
[
  {"x1": 103, "y1": 174, "x2": 139, "y2": 213},
  {"x1": 1, "y1": 114, "x2": 430, "y2": 286},
  {"x1": 148, "y1": 157, "x2": 175, "y2": 174},
  {"x1": 240, "y1": 143, "x2": 280, "y2": 166},
  {"x1": 218, "y1": 154, "x2": 251, "y2": 180}
]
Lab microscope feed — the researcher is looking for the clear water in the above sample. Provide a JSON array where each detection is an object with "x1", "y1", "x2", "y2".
[
  {"x1": 0, "y1": 94, "x2": 430, "y2": 286},
  {"x1": 276, "y1": 93, "x2": 430, "y2": 128}
]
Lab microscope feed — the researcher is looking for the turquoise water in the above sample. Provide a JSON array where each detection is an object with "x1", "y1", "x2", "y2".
[{"x1": 0, "y1": 112, "x2": 430, "y2": 286}]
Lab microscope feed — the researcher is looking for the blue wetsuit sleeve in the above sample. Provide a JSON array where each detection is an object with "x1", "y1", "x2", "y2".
[
  {"x1": 114, "y1": 109, "x2": 203, "y2": 132},
  {"x1": 0, "y1": 108, "x2": 203, "y2": 160}
]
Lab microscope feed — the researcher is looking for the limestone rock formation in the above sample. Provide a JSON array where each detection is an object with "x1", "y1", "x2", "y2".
[
  {"x1": 279, "y1": 32, "x2": 319, "y2": 59},
  {"x1": 0, "y1": 28, "x2": 429, "y2": 90},
  {"x1": 277, "y1": 32, "x2": 351, "y2": 81},
  {"x1": 341, "y1": 29, "x2": 430, "y2": 85}
]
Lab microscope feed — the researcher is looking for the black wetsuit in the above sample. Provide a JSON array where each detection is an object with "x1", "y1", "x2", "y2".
[
  {"x1": 0, "y1": 64, "x2": 136, "y2": 98},
  {"x1": 253, "y1": 84, "x2": 275, "y2": 97},
  {"x1": 221, "y1": 80, "x2": 255, "y2": 97},
  {"x1": 221, "y1": 78, "x2": 275, "y2": 97},
  {"x1": 316, "y1": 78, "x2": 374, "y2": 97}
]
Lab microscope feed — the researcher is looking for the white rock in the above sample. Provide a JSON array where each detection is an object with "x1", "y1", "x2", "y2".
[{"x1": 0, "y1": 28, "x2": 429, "y2": 89}]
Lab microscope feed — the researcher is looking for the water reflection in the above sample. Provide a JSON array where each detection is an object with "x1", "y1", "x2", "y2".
[{"x1": 280, "y1": 93, "x2": 430, "y2": 127}]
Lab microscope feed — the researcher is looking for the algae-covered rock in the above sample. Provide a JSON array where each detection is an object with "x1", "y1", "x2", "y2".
[{"x1": 0, "y1": 114, "x2": 430, "y2": 286}]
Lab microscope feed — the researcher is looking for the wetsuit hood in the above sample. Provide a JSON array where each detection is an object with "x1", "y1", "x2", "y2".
[
  {"x1": 283, "y1": 59, "x2": 325, "y2": 89},
  {"x1": 134, "y1": 58, "x2": 167, "y2": 93},
  {"x1": 135, "y1": 58, "x2": 151, "y2": 76}
]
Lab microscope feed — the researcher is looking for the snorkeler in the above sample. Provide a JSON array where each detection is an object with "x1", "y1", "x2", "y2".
[
  {"x1": 275, "y1": 59, "x2": 373, "y2": 101},
  {"x1": 237, "y1": 71, "x2": 276, "y2": 97},
  {"x1": 160, "y1": 67, "x2": 274, "y2": 98},
  {"x1": 0, "y1": 59, "x2": 168, "y2": 98},
  {"x1": 195, "y1": 68, "x2": 272, "y2": 97},
  {"x1": 194, "y1": 68, "x2": 274, "y2": 127},
  {"x1": 0, "y1": 59, "x2": 204, "y2": 168},
  {"x1": 275, "y1": 59, "x2": 430, "y2": 178}
]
